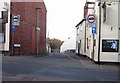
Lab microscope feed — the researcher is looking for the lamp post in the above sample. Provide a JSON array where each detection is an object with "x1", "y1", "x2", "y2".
[{"x1": 36, "y1": 7, "x2": 42, "y2": 55}]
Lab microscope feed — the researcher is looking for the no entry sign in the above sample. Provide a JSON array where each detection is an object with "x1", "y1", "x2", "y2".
[
  {"x1": 86, "y1": 14, "x2": 96, "y2": 27},
  {"x1": 87, "y1": 14, "x2": 96, "y2": 23},
  {"x1": 12, "y1": 15, "x2": 20, "y2": 22},
  {"x1": 12, "y1": 14, "x2": 20, "y2": 26}
]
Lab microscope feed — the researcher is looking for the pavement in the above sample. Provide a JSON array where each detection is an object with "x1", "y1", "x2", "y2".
[
  {"x1": 1, "y1": 53, "x2": 120, "y2": 82},
  {"x1": 66, "y1": 53, "x2": 119, "y2": 71}
]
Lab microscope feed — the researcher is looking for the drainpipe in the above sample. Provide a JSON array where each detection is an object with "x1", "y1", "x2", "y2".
[
  {"x1": 98, "y1": 2, "x2": 101, "y2": 65},
  {"x1": 36, "y1": 7, "x2": 42, "y2": 55}
]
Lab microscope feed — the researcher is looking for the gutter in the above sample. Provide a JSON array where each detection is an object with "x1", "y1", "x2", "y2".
[{"x1": 75, "y1": 19, "x2": 86, "y2": 27}]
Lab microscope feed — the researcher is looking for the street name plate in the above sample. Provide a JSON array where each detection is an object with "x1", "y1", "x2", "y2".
[{"x1": 14, "y1": 44, "x2": 21, "y2": 47}]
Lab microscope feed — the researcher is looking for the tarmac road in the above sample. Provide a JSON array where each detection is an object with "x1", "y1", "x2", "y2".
[{"x1": 2, "y1": 53, "x2": 119, "y2": 81}]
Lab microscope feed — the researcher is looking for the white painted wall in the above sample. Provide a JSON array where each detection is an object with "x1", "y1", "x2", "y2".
[
  {"x1": 60, "y1": 37, "x2": 76, "y2": 53},
  {"x1": 100, "y1": 2, "x2": 119, "y2": 62},
  {"x1": 0, "y1": 0, "x2": 10, "y2": 51},
  {"x1": 76, "y1": 1, "x2": 119, "y2": 62},
  {"x1": 76, "y1": 21, "x2": 86, "y2": 55},
  {"x1": 90, "y1": 1, "x2": 119, "y2": 62},
  {"x1": 46, "y1": 44, "x2": 51, "y2": 53}
]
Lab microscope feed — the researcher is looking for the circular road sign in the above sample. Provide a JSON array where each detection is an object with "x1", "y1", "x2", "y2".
[
  {"x1": 87, "y1": 14, "x2": 96, "y2": 23},
  {"x1": 12, "y1": 15, "x2": 20, "y2": 22}
]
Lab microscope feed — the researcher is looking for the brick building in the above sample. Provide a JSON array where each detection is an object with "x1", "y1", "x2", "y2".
[{"x1": 9, "y1": 1, "x2": 47, "y2": 55}]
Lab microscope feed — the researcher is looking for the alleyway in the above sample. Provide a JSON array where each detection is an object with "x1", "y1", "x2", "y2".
[{"x1": 2, "y1": 53, "x2": 119, "y2": 81}]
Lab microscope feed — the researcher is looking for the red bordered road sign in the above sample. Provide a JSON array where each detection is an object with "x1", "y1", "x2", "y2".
[
  {"x1": 86, "y1": 14, "x2": 96, "y2": 27},
  {"x1": 87, "y1": 14, "x2": 96, "y2": 23},
  {"x1": 12, "y1": 15, "x2": 20, "y2": 22},
  {"x1": 12, "y1": 14, "x2": 20, "y2": 26}
]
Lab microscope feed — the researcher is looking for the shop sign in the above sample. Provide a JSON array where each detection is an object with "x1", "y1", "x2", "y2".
[
  {"x1": 3, "y1": 2, "x2": 8, "y2": 10},
  {"x1": 102, "y1": 40, "x2": 119, "y2": 52}
]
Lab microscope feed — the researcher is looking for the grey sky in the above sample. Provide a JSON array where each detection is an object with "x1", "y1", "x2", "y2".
[{"x1": 44, "y1": 0, "x2": 86, "y2": 41}]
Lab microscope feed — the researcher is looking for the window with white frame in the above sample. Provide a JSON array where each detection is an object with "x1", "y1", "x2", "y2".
[
  {"x1": 80, "y1": 25, "x2": 83, "y2": 31},
  {"x1": 0, "y1": 24, "x2": 6, "y2": 43},
  {"x1": 77, "y1": 27, "x2": 79, "y2": 35}
]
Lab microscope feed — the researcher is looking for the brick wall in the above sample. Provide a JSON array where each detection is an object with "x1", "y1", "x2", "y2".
[{"x1": 9, "y1": 2, "x2": 47, "y2": 55}]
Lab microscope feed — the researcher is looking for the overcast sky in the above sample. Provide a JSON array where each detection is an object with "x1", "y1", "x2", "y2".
[{"x1": 44, "y1": 0, "x2": 86, "y2": 41}]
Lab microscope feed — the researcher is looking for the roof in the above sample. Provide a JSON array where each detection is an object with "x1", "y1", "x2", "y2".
[{"x1": 75, "y1": 19, "x2": 86, "y2": 27}]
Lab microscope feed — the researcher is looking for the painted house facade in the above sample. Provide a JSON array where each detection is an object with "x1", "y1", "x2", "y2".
[
  {"x1": 46, "y1": 44, "x2": 51, "y2": 53},
  {"x1": 0, "y1": 0, "x2": 47, "y2": 55},
  {"x1": 76, "y1": 19, "x2": 86, "y2": 56},
  {"x1": 60, "y1": 37, "x2": 76, "y2": 53},
  {"x1": 76, "y1": 0, "x2": 120, "y2": 62},
  {"x1": 0, "y1": 0, "x2": 11, "y2": 55}
]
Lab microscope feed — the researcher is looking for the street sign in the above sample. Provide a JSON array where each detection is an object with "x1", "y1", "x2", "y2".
[
  {"x1": 36, "y1": 27, "x2": 40, "y2": 31},
  {"x1": 92, "y1": 27, "x2": 96, "y2": 34},
  {"x1": 12, "y1": 14, "x2": 20, "y2": 26},
  {"x1": 14, "y1": 44, "x2": 21, "y2": 47},
  {"x1": 87, "y1": 14, "x2": 96, "y2": 23},
  {"x1": 12, "y1": 25, "x2": 15, "y2": 31},
  {"x1": 86, "y1": 14, "x2": 96, "y2": 27}
]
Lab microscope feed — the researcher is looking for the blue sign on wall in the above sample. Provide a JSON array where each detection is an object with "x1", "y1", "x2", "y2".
[
  {"x1": 12, "y1": 25, "x2": 15, "y2": 31},
  {"x1": 92, "y1": 27, "x2": 96, "y2": 34}
]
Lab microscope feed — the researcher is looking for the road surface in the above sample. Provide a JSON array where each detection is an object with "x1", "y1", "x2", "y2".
[{"x1": 2, "y1": 53, "x2": 119, "y2": 81}]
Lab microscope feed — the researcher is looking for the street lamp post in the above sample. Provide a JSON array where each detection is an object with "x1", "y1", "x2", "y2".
[{"x1": 36, "y1": 7, "x2": 42, "y2": 55}]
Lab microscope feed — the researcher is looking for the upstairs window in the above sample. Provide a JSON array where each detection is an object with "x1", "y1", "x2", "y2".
[{"x1": 77, "y1": 28, "x2": 79, "y2": 35}]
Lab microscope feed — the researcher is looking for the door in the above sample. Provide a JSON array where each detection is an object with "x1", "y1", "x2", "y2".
[{"x1": 78, "y1": 40, "x2": 81, "y2": 56}]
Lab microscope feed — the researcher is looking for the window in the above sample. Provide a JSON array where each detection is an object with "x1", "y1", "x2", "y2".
[
  {"x1": 76, "y1": 41, "x2": 78, "y2": 50},
  {"x1": 2, "y1": 11, "x2": 8, "y2": 23},
  {"x1": 80, "y1": 26, "x2": 82, "y2": 31},
  {"x1": 94, "y1": 39, "x2": 96, "y2": 46},
  {"x1": 0, "y1": 24, "x2": 6, "y2": 43},
  {"x1": 77, "y1": 28, "x2": 79, "y2": 34},
  {"x1": 80, "y1": 40, "x2": 81, "y2": 49}
]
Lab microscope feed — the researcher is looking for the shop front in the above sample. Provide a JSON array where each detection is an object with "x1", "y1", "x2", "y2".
[{"x1": 0, "y1": 0, "x2": 11, "y2": 55}]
